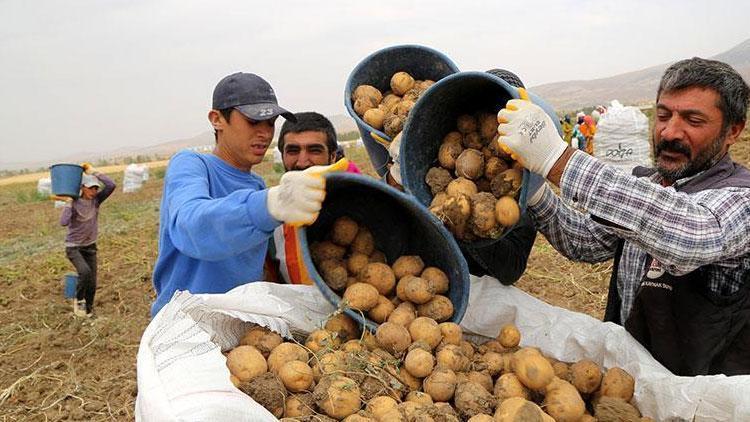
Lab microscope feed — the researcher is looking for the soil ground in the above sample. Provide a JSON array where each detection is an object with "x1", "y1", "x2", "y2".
[{"x1": 1, "y1": 133, "x2": 748, "y2": 420}]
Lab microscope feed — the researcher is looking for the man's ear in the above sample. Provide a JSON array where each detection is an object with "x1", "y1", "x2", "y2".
[
  {"x1": 724, "y1": 121, "x2": 746, "y2": 147},
  {"x1": 329, "y1": 152, "x2": 337, "y2": 165},
  {"x1": 208, "y1": 109, "x2": 227, "y2": 131}
]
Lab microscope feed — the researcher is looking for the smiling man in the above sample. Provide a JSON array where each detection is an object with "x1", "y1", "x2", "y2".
[
  {"x1": 495, "y1": 57, "x2": 750, "y2": 376},
  {"x1": 151, "y1": 73, "x2": 333, "y2": 317}
]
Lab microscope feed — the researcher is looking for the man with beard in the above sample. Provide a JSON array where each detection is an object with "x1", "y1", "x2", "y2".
[
  {"x1": 265, "y1": 112, "x2": 358, "y2": 284},
  {"x1": 496, "y1": 57, "x2": 750, "y2": 376},
  {"x1": 151, "y1": 75, "x2": 335, "y2": 317}
]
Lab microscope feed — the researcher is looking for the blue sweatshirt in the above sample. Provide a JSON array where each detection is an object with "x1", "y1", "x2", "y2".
[{"x1": 151, "y1": 150, "x2": 281, "y2": 316}]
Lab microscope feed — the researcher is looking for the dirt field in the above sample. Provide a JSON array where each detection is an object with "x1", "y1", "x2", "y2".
[{"x1": 1, "y1": 134, "x2": 748, "y2": 421}]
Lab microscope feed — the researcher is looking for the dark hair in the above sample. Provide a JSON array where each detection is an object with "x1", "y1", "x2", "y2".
[
  {"x1": 278, "y1": 112, "x2": 337, "y2": 153},
  {"x1": 486, "y1": 68, "x2": 526, "y2": 88},
  {"x1": 213, "y1": 108, "x2": 234, "y2": 141},
  {"x1": 658, "y1": 57, "x2": 750, "y2": 133}
]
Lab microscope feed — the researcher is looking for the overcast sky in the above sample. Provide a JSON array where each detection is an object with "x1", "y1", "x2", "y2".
[{"x1": 1, "y1": 0, "x2": 748, "y2": 165}]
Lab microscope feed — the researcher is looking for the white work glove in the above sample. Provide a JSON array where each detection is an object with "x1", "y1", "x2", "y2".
[
  {"x1": 496, "y1": 99, "x2": 568, "y2": 178},
  {"x1": 388, "y1": 133, "x2": 403, "y2": 186},
  {"x1": 266, "y1": 159, "x2": 348, "y2": 226}
]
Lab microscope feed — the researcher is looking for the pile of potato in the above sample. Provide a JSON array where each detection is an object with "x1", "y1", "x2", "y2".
[
  {"x1": 309, "y1": 216, "x2": 454, "y2": 324},
  {"x1": 226, "y1": 314, "x2": 651, "y2": 421},
  {"x1": 426, "y1": 113, "x2": 525, "y2": 242},
  {"x1": 351, "y1": 71, "x2": 434, "y2": 138}
]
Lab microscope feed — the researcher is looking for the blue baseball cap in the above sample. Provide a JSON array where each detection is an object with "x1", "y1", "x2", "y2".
[{"x1": 212, "y1": 72, "x2": 296, "y2": 122}]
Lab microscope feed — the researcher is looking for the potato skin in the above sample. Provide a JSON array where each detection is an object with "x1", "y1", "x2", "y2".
[
  {"x1": 343, "y1": 282, "x2": 379, "y2": 311},
  {"x1": 543, "y1": 377, "x2": 586, "y2": 422},
  {"x1": 226, "y1": 345, "x2": 268, "y2": 382},
  {"x1": 511, "y1": 347, "x2": 555, "y2": 390},
  {"x1": 417, "y1": 295, "x2": 454, "y2": 322},
  {"x1": 600, "y1": 367, "x2": 635, "y2": 401},
  {"x1": 570, "y1": 359, "x2": 602, "y2": 394}
]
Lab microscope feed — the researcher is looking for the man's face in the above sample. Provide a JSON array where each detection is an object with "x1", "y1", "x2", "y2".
[
  {"x1": 653, "y1": 86, "x2": 738, "y2": 182},
  {"x1": 81, "y1": 185, "x2": 99, "y2": 199},
  {"x1": 212, "y1": 109, "x2": 276, "y2": 171},
  {"x1": 281, "y1": 130, "x2": 335, "y2": 171}
]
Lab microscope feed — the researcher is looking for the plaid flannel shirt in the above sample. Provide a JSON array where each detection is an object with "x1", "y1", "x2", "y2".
[{"x1": 529, "y1": 151, "x2": 750, "y2": 322}]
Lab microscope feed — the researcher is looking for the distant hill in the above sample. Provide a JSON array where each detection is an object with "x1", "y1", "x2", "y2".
[
  {"x1": 531, "y1": 38, "x2": 750, "y2": 112},
  {"x1": 0, "y1": 114, "x2": 359, "y2": 172}
]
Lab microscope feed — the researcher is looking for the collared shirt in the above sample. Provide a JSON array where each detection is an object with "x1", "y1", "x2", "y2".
[{"x1": 529, "y1": 151, "x2": 750, "y2": 321}]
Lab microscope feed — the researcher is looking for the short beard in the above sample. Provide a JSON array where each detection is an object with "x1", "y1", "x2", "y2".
[{"x1": 654, "y1": 132, "x2": 727, "y2": 182}]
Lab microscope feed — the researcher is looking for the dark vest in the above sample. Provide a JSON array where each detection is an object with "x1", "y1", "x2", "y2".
[{"x1": 603, "y1": 155, "x2": 750, "y2": 376}]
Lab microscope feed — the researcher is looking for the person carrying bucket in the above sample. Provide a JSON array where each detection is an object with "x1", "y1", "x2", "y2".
[
  {"x1": 58, "y1": 164, "x2": 116, "y2": 317},
  {"x1": 150, "y1": 74, "x2": 346, "y2": 317},
  {"x1": 265, "y1": 112, "x2": 361, "y2": 285}
]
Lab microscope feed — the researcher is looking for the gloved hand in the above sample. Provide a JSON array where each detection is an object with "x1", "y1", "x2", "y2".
[
  {"x1": 496, "y1": 99, "x2": 568, "y2": 178},
  {"x1": 267, "y1": 159, "x2": 349, "y2": 226},
  {"x1": 81, "y1": 162, "x2": 98, "y2": 174}
]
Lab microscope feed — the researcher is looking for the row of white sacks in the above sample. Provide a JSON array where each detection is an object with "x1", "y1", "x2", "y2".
[{"x1": 136, "y1": 276, "x2": 750, "y2": 421}]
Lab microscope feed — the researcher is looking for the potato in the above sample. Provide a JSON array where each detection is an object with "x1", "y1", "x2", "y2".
[
  {"x1": 467, "y1": 415, "x2": 494, "y2": 422},
  {"x1": 543, "y1": 377, "x2": 586, "y2": 422},
  {"x1": 305, "y1": 329, "x2": 342, "y2": 353},
  {"x1": 569, "y1": 360, "x2": 602, "y2": 394},
  {"x1": 423, "y1": 367, "x2": 457, "y2": 402},
  {"x1": 366, "y1": 395, "x2": 399, "y2": 420},
  {"x1": 279, "y1": 360, "x2": 314, "y2": 393},
  {"x1": 325, "y1": 313, "x2": 361, "y2": 342},
  {"x1": 426, "y1": 166, "x2": 453, "y2": 195},
  {"x1": 511, "y1": 348, "x2": 555, "y2": 390},
  {"x1": 369, "y1": 250, "x2": 387, "y2": 264},
  {"x1": 457, "y1": 114, "x2": 478, "y2": 134},
  {"x1": 359, "y1": 262, "x2": 396, "y2": 295},
  {"x1": 238, "y1": 372, "x2": 286, "y2": 418},
  {"x1": 495, "y1": 196, "x2": 521, "y2": 227},
  {"x1": 463, "y1": 131, "x2": 484, "y2": 150},
  {"x1": 481, "y1": 351, "x2": 505, "y2": 377},
  {"x1": 466, "y1": 371, "x2": 493, "y2": 393},
  {"x1": 267, "y1": 342, "x2": 309, "y2": 374},
  {"x1": 368, "y1": 295, "x2": 396, "y2": 323},
  {"x1": 284, "y1": 392, "x2": 316, "y2": 418},
  {"x1": 343, "y1": 283, "x2": 379, "y2": 311},
  {"x1": 460, "y1": 341, "x2": 475, "y2": 360},
  {"x1": 497, "y1": 323, "x2": 521, "y2": 348},
  {"x1": 341, "y1": 339, "x2": 365, "y2": 353},
  {"x1": 599, "y1": 367, "x2": 635, "y2": 401},
  {"x1": 484, "y1": 157, "x2": 510, "y2": 180},
  {"x1": 343, "y1": 414, "x2": 376, "y2": 422},
  {"x1": 402, "y1": 87, "x2": 424, "y2": 102},
  {"x1": 455, "y1": 149, "x2": 485, "y2": 180},
  {"x1": 311, "y1": 240, "x2": 347, "y2": 263},
  {"x1": 471, "y1": 192, "x2": 500, "y2": 238},
  {"x1": 417, "y1": 295, "x2": 454, "y2": 322},
  {"x1": 314, "y1": 375, "x2": 361, "y2": 419},
  {"x1": 445, "y1": 177, "x2": 478, "y2": 198},
  {"x1": 594, "y1": 396, "x2": 641, "y2": 422},
  {"x1": 494, "y1": 397, "x2": 552, "y2": 422},
  {"x1": 490, "y1": 169, "x2": 522, "y2": 198},
  {"x1": 391, "y1": 71, "x2": 415, "y2": 96},
  {"x1": 552, "y1": 360, "x2": 571, "y2": 381},
  {"x1": 399, "y1": 401, "x2": 424, "y2": 420},
  {"x1": 376, "y1": 322, "x2": 411, "y2": 355},
  {"x1": 415, "y1": 79, "x2": 435, "y2": 90},
  {"x1": 351, "y1": 227, "x2": 375, "y2": 255},
  {"x1": 477, "y1": 112, "x2": 498, "y2": 141},
  {"x1": 312, "y1": 350, "x2": 347, "y2": 382},
  {"x1": 320, "y1": 259, "x2": 349, "y2": 291},
  {"x1": 363, "y1": 108, "x2": 386, "y2": 130},
  {"x1": 406, "y1": 390, "x2": 433, "y2": 405},
  {"x1": 392, "y1": 255, "x2": 425, "y2": 279},
  {"x1": 395, "y1": 364, "x2": 423, "y2": 391},
  {"x1": 421, "y1": 267, "x2": 449, "y2": 295},
  {"x1": 395, "y1": 99, "x2": 416, "y2": 118},
  {"x1": 229, "y1": 374, "x2": 240, "y2": 387},
  {"x1": 408, "y1": 317, "x2": 442, "y2": 349},
  {"x1": 403, "y1": 275, "x2": 435, "y2": 305},
  {"x1": 388, "y1": 302, "x2": 417, "y2": 327},
  {"x1": 239, "y1": 326, "x2": 283, "y2": 358},
  {"x1": 438, "y1": 322, "x2": 461, "y2": 345},
  {"x1": 354, "y1": 96, "x2": 379, "y2": 117},
  {"x1": 436, "y1": 344, "x2": 470, "y2": 372},
  {"x1": 361, "y1": 329, "x2": 380, "y2": 351},
  {"x1": 380, "y1": 93, "x2": 401, "y2": 112},
  {"x1": 494, "y1": 373, "x2": 530, "y2": 401},
  {"x1": 438, "y1": 137, "x2": 464, "y2": 171},
  {"x1": 454, "y1": 381, "x2": 497, "y2": 420},
  {"x1": 226, "y1": 345, "x2": 268, "y2": 382},
  {"x1": 353, "y1": 84, "x2": 383, "y2": 105},
  {"x1": 403, "y1": 349, "x2": 433, "y2": 379}
]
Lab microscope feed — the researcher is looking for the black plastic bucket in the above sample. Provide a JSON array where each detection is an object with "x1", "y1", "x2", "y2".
[
  {"x1": 344, "y1": 45, "x2": 460, "y2": 177},
  {"x1": 300, "y1": 173, "x2": 470, "y2": 332},
  {"x1": 399, "y1": 71, "x2": 561, "y2": 247}
]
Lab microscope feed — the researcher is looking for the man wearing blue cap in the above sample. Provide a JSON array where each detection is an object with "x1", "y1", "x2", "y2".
[{"x1": 150, "y1": 73, "x2": 334, "y2": 317}]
